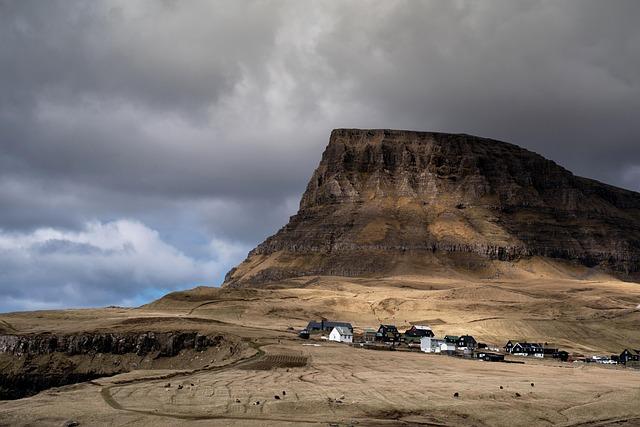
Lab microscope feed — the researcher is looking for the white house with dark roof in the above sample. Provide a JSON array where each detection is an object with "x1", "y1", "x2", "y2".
[{"x1": 329, "y1": 326, "x2": 353, "y2": 343}]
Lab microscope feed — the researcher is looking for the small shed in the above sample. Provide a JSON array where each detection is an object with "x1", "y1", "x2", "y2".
[{"x1": 329, "y1": 326, "x2": 353, "y2": 344}]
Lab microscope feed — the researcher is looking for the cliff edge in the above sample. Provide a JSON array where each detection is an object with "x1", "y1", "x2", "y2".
[{"x1": 224, "y1": 129, "x2": 640, "y2": 286}]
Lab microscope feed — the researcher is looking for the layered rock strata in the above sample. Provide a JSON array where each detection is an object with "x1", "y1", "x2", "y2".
[{"x1": 224, "y1": 129, "x2": 640, "y2": 286}]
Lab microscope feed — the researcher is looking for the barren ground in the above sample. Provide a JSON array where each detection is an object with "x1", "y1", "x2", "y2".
[{"x1": 1, "y1": 274, "x2": 639, "y2": 426}]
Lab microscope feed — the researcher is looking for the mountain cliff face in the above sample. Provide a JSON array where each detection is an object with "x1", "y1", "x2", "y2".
[{"x1": 224, "y1": 129, "x2": 640, "y2": 287}]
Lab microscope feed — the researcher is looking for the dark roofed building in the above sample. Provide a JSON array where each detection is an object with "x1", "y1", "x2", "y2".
[
  {"x1": 444, "y1": 335, "x2": 459, "y2": 344},
  {"x1": 404, "y1": 325, "x2": 434, "y2": 338},
  {"x1": 457, "y1": 335, "x2": 477, "y2": 349},
  {"x1": 512, "y1": 342, "x2": 544, "y2": 357},
  {"x1": 620, "y1": 349, "x2": 640, "y2": 364},
  {"x1": 553, "y1": 350, "x2": 569, "y2": 362},
  {"x1": 504, "y1": 340, "x2": 518, "y2": 353},
  {"x1": 306, "y1": 320, "x2": 353, "y2": 334},
  {"x1": 376, "y1": 324, "x2": 401, "y2": 342}
]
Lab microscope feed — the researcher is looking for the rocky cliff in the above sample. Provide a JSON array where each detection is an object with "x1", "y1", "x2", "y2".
[
  {"x1": 0, "y1": 331, "x2": 232, "y2": 400},
  {"x1": 0, "y1": 331, "x2": 222, "y2": 357},
  {"x1": 224, "y1": 129, "x2": 640, "y2": 286}
]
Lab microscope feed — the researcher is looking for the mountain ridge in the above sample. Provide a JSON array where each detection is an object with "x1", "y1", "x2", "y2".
[{"x1": 224, "y1": 129, "x2": 640, "y2": 287}]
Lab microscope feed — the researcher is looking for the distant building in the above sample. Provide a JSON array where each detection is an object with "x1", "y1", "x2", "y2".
[
  {"x1": 504, "y1": 340, "x2": 517, "y2": 353},
  {"x1": 404, "y1": 325, "x2": 434, "y2": 338},
  {"x1": 553, "y1": 350, "x2": 569, "y2": 362},
  {"x1": 444, "y1": 335, "x2": 459, "y2": 344},
  {"x1": 440, "y1": 341, "x2": 456, "y2": 353},
  {"x1": 362, "y1": 328, "x2": 377, "y2": 343},
  {"x1": 306, "y1": 320, "x2": 353, "y2": 334},
  {"x1": 329, "y1": 326, "x2": 353, "y2": 344},
  {"x1": 475, "y1": 351, "x2": 505, "y2": 362},
  {"x1": 542, "y1": 345, "x2": 559, "y2": 356},
  {"x1": 456, "y1": 335, "x2": 477, "y2": 350},
  {"x1": 376, "y1": 324, "x2": 401, "y2": 342},
  {"x1": 511, "y1": 342, "x2": 544, "y2": 358},
  {"x1": 620, "y1": 349, "x2": 640, "y2": 364},
  {"x1": 420, "y1": 337, "x2": 444, "y2": 353},
  {"x1": 403, "y1": 325, "x2": 434, "y2": 345}
]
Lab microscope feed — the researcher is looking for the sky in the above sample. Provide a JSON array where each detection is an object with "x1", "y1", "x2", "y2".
[{"x1": 1, "y1": 0, "x2": 639, "y2": 312}]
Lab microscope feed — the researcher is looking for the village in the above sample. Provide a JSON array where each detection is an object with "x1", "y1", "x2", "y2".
[{"x1": 299, "y1": 320, "x2": 640, "y2": 367}]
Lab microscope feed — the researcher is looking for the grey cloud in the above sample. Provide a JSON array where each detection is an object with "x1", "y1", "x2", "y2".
[
  {"x1": 32, "y1": 239, "x2": 110, "y2": 256},
  {"x1": 1, "y1": 1, "x2": 639, "y2": 311}
]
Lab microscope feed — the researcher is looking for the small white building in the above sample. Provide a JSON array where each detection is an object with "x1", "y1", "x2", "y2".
[
  {"x1": 440, "y1": 342, "x2": 456, "y2": 352},
  {"x1": 420, "y1": 337, "x2": 444, "y2": 353},
  {"x1": 329, "y1": 326, "x2": 353, "y2": 343}
]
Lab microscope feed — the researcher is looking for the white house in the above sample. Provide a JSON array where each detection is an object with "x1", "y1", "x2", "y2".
[
  {"x1": 329, "y1": 326, "x2": 353, "y2": 343},
  {"x1": 440, "y1": 342, "x2": 456, "y2": 352},
  {"x1": 420, "y1": 337, "x2": 444, "y2": 353}
]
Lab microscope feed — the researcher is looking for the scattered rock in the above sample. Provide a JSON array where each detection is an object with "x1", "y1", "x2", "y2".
[
  {"x1": 274, "y1": 395, "x2": 280, "y2": 400},
  {"x1": 62, "y1": 421, "x2": 79, "y2": 427},
  {"x1": 177, "y1": 385, "x2": 183, "y2": 390},
  {"x1": 453, "y1": 392, "x2": 459, "y2": 398},
  {"x1": 531, "y1": 383, "x2": 535, "y2": 387},
  {"x1": 164, "y1": 383, "x2": 171, "y2": 388},
  {"x1": 282, "y1": 390, "x2": 286, "y2": 396},
  {"x1": 499, "y1": 386, "x2": 503, "y2": 389},
  {"x1": 235, "y1": 399, "x2": 240, "y2": 403},
  {"x1": 515, "y1": 392, "x2": 521, "y2": 397}
]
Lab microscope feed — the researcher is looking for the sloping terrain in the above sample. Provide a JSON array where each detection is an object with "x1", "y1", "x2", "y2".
[
  {"x1": 1, "y1": 307, "x2": 640, "y2": 427},
  {"x1": 151, "y1": 273, "x2": 640, "y2": 355}
]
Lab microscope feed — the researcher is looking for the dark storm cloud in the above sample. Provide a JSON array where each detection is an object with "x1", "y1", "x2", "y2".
[{"x1": 1, "y1": 0, "x2": 639, "y2": 311}]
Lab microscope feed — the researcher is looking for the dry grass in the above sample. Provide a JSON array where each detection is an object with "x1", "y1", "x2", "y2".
[
  {"x1": 1, "y1": 273, "x2": 640, "y2": 426},
  {"x1": 1, "y1": 339, "x2": 639, "y2": 426}
]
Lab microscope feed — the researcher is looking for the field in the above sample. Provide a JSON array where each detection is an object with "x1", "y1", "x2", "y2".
[
  {"x1": 1, "y1": 337, "x2": 640, "y2": 426},
  {"x1": 1, "y1": 273, "x2": 640, "y2": 426}
]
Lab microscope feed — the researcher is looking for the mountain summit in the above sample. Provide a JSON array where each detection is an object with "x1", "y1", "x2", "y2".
[{"x1": 224, "y1": 129, "x2": 640, "y2": 286}]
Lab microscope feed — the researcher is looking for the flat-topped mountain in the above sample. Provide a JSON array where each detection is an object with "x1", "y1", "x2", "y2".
[{"x1": 224, "y1": 129, "x2": 640, "y2": 287}]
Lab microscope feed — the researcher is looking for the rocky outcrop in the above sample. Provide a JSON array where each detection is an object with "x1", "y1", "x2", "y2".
[
  {"x1": 224, "y1": 129, "x2": 640, "y2": 286},
  {"x1": 0, "y1": 332, "x2": 228, "y2": 400},
  {"x1": 0, "y1": 331, "x2": 222, "y2": 357}
]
